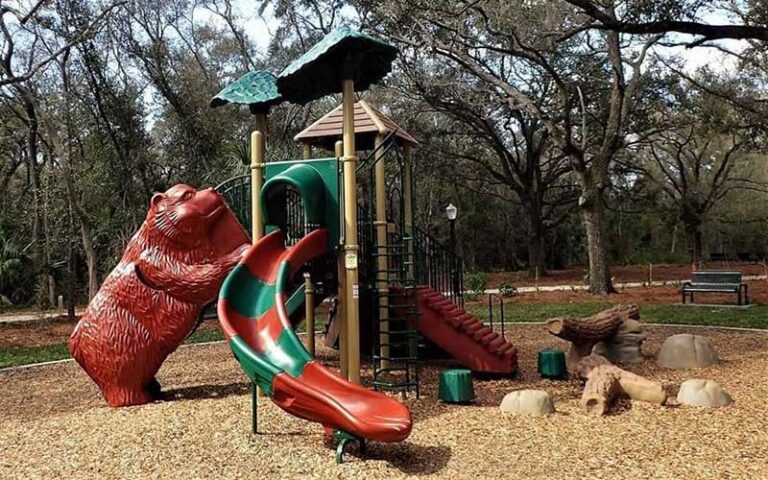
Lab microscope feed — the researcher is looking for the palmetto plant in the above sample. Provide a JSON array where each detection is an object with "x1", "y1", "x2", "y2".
[{"x1": 0, "y1": 231, "x2": 34, "y2": 306}]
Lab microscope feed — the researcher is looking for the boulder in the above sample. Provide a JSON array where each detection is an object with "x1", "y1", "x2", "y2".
[
  {"x1": 593, "y1": 330, "x2": 646, "y2": 363},
  {"x1": 657, "y1": 334, "x2": 719, "y2": 369},
  {"x1": 677, "y1": 379, "x2": 733, "y2": 407},
  {"x1": 500, "y1": 390, "x2": 555, "y2": 416}
]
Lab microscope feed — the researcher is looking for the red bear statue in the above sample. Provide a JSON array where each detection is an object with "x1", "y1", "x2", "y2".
[{"x1": 69, "y1": 184, "x2": 250, "y2": 407}]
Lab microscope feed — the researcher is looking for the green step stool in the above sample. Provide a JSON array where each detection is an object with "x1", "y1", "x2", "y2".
[
  {"x1": 538, "y1": 348, "x2": 567, "y2": 379},
  {"x1": 438, "y1": 369, "x2": 475, "y2": 403}
]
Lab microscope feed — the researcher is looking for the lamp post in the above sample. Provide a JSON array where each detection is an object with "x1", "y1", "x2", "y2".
[{"x1": 445, "y1": 203, "x2": 459, "y2": 299}]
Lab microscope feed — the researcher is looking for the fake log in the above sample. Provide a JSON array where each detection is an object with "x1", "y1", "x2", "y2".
[
  {"x1": 546, "y1": 305, "x2": 639, "y2": 370},
  {"x1": 579, "y1": 356, "x2": 667, "y2": 416}
]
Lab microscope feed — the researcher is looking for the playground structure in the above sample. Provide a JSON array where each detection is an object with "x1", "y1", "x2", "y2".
[
  {"x1": 68, "y1": 27, "x2": 519, "y2": 462},
  {"x1": 212, "y1": 27, "x2": 519, "y2": 458}
]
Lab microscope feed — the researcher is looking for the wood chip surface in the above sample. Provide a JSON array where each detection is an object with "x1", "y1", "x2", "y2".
[{"x1": 2, "y1": 324, "x2": 767, "y2": 479}]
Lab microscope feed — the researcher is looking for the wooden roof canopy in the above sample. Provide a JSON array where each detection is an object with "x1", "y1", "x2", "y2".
[{"x1": 294, "y1": 100, "x2": 418, "y2": 152}]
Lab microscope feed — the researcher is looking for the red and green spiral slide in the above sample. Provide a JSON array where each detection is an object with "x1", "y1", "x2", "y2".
[{"x1": 217, "y1": 226, "x2": 412, "y2": 449}]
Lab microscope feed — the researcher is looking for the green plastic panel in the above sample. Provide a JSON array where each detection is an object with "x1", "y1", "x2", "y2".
[
  {"x1": 538, "y1": 348, "x2": 567, "y2": 379},
  {"x1": 263, "y1": 158, "x2": 340, "y2": 247},
  {"x1": 438, "y1": 369, "x2": 475, "y2": 403}
]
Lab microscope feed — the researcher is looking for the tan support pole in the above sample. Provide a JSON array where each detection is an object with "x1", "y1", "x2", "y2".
[
  {"x1": 250, "y1": 130, "x2": 264, "y2": 242},
  {"x1": 402, "y1": 142, "x2": 417, "y2": 359},
  {"x1": 335, "y1": 140, "x2": 348, "y2": 379},
  {"x1": 251, "y1": 117, "x2": 267, "y2": 397},
  {"x1": 341, "y1": 79, "x2": 360, "y2": 384},
  {"x1": 403, "y1": 143, "x2": 414, "y2": 281},
  {"x1": 302, "y1": 143, "x2": 312, "y2": 160},
  {"x1": 374, "y1": 134, "x2": 390, "y2": 369},
  {"x1": 304, "y1": 273, "x2": 315, "y2": 356}
]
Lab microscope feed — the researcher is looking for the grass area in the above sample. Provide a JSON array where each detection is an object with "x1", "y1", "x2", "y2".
[
  {"x1": 468, "y1": 303, "x2": 768, "y2": 329},
  {"x1": 0, "y1": 315, "x2": 327, "y2": 369},
  {"x1": 0, "y1": 344, "x2": 71, "y2": 369},
  {"x1": 1, "y1": 306, "x2": 765, "y2": 369}
]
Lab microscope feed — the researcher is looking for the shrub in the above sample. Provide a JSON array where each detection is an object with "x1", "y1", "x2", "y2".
[
  {"x1": 464, "y1": 271, "x2": 487, "y2": 300},
  {"x1": 498, "y1": 281, "x2": 518, "y2": 297}
]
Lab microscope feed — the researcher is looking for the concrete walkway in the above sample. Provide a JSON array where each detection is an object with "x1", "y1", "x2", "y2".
[
  {"x1": 484, "y1": 274, "x2": 767, "y2": 294},
  {"x1": 0, "y1": 309, "x2": 84, "y2": 324}
]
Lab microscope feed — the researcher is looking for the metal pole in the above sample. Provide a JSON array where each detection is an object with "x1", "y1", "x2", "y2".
[
  {"x1": 252, "y1": 382, "x2": 258, "y2": 434},
  {"x1": 374, "y1": 134, "x2": 390, "y2": 370},
  {"x1": 341, "y1": 79, "x2": 361, "y2": 384},
  {"x1": 304, "y1": 273, "x2": 315, "y2": 356},
  {"x1": 335, "y1": 140, "x2": 348, "y2": 379},
  {"x1": 450, "y1": 219, "x2": 458, "y2": 298}
]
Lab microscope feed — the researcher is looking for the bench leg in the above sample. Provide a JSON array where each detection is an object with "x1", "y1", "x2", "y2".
[
  {"x1": 737, "y1": 290, "x2": 742, "y2": 306},
  {"x1": 743, "y1": 284, "x2": 749, "y2": 306}
]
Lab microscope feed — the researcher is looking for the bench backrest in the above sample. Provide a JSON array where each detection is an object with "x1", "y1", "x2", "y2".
[{"x1": 691, "y1": 271, "x2": 742, "y2": 285}]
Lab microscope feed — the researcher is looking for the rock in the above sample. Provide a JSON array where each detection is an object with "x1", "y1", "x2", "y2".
[
  {"x1": 593, "y1": 330, "x2": 647, "y2": 363},
  {"x1": 657, "y1": 334, "x2": 719, "y2": 369},
  {"x1": 500, "y1": 390, "x2": 555, "y2": 416},
  {"x1": 620, "y1": 318, "x2": 644, "y2": 334},
  {"x1": 677, "y1": 379, "x2": 733, "y2": 407}
]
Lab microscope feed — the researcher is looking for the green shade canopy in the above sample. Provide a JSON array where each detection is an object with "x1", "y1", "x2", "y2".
[
  {"x1": 277, "y1": 27, "x2": 398, "y2": 105},
  {"x1": 210, "y1": 70, "x2": 282, "y2": 114}
]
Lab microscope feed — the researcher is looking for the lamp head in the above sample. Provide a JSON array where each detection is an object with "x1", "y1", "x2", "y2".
[{"x1": 445, "y1": 203, "x2": 458, "y2": 221}]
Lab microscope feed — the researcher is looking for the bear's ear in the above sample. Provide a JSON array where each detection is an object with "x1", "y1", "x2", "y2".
[{"x1": 151, "y1": 193, "x2": 166, "y2": 209}]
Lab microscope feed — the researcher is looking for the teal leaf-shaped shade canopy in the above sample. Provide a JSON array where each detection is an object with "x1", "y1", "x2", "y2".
[
  {"x1": 277, "y1": 27, "x2": 398, "y2": 105},
  {"x1": 210, "y1": 71, "x2": 282, "y2": 114}
]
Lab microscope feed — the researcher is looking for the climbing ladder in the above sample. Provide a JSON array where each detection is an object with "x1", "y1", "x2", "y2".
[{"x1": 358, "y1": 134, "x2": 420, "y2": 397}]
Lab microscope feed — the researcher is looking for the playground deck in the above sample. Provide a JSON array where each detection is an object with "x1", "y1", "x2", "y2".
[{"x1": 2, "y1": 324, "x2": 767, "y2": 479}]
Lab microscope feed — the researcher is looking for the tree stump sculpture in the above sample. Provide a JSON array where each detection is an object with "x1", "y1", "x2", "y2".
[
  {"x1": 577, "y1": 354, "x2": 667, "y2": 416},
  {"x1": 546, "y1": 305, "x2": 640, "y2": 370}
]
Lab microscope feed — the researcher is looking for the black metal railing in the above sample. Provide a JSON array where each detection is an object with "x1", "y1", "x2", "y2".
[
  {"x1": 215, "y1": 174, "x2": 251, "y2": 233},
  {"x1": 413, "y1": 226, "x2": 464, "y2": 308},
  {"x1": 215, "y1": 175, "x2": 318, "y2": 247},
  {"x1": 487, "y1": 293, "x2": 507, "y2": 340}
]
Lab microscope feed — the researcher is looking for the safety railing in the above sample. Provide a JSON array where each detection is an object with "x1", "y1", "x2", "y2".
[
  {"x1": 487, "y1": 293, "x2": 506, "y2": 340},
  {"x1": 412, "y1": 226, "x2": 464, "y2": 308}
]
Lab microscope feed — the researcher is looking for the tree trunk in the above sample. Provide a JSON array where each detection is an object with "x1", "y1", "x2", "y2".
[
  {"x1": 581, "y1": 197, "x2": 615, "y2": 294},
  {"x1": 525, "y1": 200, "x2": 547, "y2": 277},
  {"x1": 81, "y1": 224, "x2": 98, "y2": 300}
]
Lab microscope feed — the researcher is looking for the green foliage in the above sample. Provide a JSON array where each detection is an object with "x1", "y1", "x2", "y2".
[
  {"x1": 498, "y1": 281, "x2": 518, "y2": 297},
  {"x1": 0, "y1": 231, "x2": 35, "y2": 307},
  {"x1": 464, "y1": 271, "x2": 487, "y2": 300}
]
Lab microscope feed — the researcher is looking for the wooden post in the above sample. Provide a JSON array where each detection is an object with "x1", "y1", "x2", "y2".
[
  {"x1": 341, "y1": 79, "x2": 361, "y2": 384},
  {"x1": 374, "y1": 133, "x2": 390, "y2": 369},
  {"x1": 304, "y1": 273, "x2": 315, "y2": 356},
  {"x1": 335, "y1": 140, "x2": 348, "y2": 379},
  {"x1": 302, "y1": 143, "x2": 312, "y2": 160}
]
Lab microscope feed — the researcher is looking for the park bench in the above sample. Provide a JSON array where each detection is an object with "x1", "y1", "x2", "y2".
[{"x1": 681, "y1": 271, "x2": 749, "y2": 305}]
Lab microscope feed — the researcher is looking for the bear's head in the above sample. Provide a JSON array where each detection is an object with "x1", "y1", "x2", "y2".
[{"x1": 147, "y1": 184, "x2": 229, "y2": 249}]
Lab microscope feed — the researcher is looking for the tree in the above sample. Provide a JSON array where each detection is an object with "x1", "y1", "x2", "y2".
[
  {"x1": 637, "y1": 80, "x2": 763, "y2": 265},
  {"x1": 394, "y1": 56, "x2": 577, "y2": 275}
]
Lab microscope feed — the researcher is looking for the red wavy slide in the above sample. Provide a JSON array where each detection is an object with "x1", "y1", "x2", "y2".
[{"x1": 218, "y1": 228, "x2": 412, "y2": 443}]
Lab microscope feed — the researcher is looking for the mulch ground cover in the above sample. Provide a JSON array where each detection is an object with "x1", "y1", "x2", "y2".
[{"x1": 2, "y1": 324, "x2": 767, "y2": 479}]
